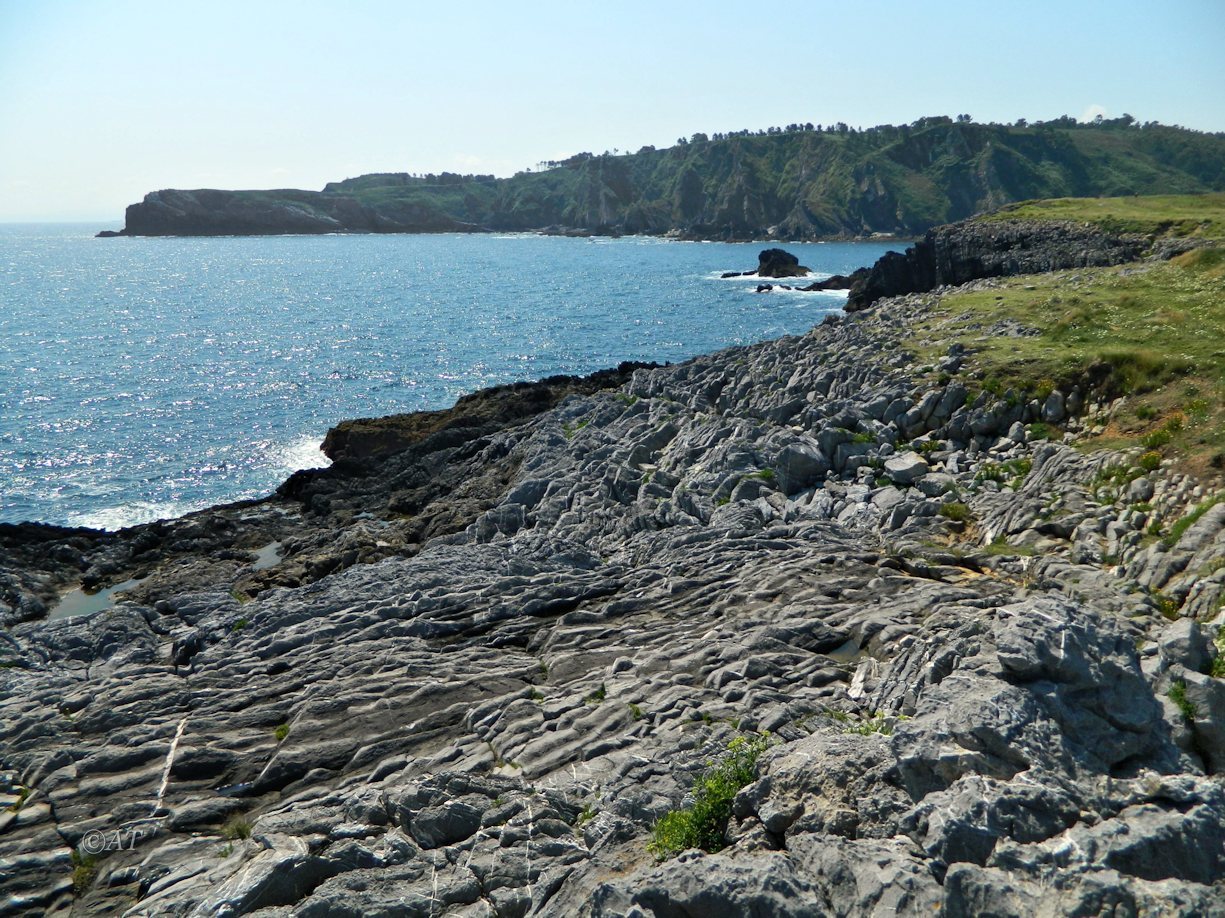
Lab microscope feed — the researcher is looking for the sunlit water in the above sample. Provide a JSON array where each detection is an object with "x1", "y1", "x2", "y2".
[{"x1": 1, "y1": 225, "x2": 899, "y2": 529}]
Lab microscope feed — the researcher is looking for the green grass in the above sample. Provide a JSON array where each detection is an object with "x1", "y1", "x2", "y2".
[
  {"x1": 1170, "y1": 680, "x2": 1197, "y2": 720},
  {"x1": 584, "y1": 683, "x2": 607, "y2": 705},
  {"x1": 1162, "y1": 495, "x2": 1223, "y2": 547},
  {"x1": 981, "y1": 193, "x2": 1225, "y2": 238},
  {"x1": 648, "y1": 735, "x2": 768, "y2": 860},
  {"x1": 938, "y1": 502, "x2": 973, "y2": 522},
  {"x1": 70, "y1": 851, "x2": 97, "y2": 896},
  {"x1": 912, "y1": 245, "x2": 1225, "y2": 472},
  {"x1": 222, "y1": 816, "x2": 253, "y2": 841},
  {"x1": 273, "y1": 723, "x2": 290, "y2": 742}
]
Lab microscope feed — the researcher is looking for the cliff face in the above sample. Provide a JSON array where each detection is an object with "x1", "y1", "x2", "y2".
[
  {"x1": 105, "y1": 120, "x2": 1225, "y2": 237},
  {"x1": 121, "y1": 188, "x2": 483, "y2": 236},
  {"x1": 4, "y1": 231, "x2": 1225, "y2": 913}
]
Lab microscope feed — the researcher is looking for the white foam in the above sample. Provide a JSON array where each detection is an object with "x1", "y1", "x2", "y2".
[
  {"x1": 68, "y1": 501, "x2": 193, "y2": 531},
  {"x1": 271, "y1": 435, "x2": 331, "y2": 473}
]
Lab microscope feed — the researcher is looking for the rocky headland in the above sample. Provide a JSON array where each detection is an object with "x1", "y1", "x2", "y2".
[
  {"x1": 4, "y1": 210, "x2": 1225, "y2": 915},
  {"x1": 98, "y1": 119, "x2": 1225, "y2": 239}
]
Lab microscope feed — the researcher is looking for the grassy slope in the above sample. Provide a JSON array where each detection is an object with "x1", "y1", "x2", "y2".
[
  {"x1": 982, "y1": 192, "x2": 1225, "y2": 238},
  {"x1": 909, "y1": 195, "x2": 1225, "y2": 474}
]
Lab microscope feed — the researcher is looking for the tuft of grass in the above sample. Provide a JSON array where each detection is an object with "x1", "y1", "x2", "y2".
[
  {"x1": 648, "y1": 734, "x2": 768, "y2": 860},
  {"x1": 576, "y1": 804, "x2": 597, "y2": 826},
  {"x1": 231, "y1": 616, "x2": 249, "y2": 631},
  {"x1": 842, "y1": 712, "x2": 898, "y2": 736},
  {"x1": 273, "y1": 723, "x2": 290, "y2": 742},
  {"x1": 749, "y1": 468, "x2": 776, "y2": 483},
  {"x1": 1026, "y1": 422, "x2": 1054, "y2": 441},
  {"x1": 628, "y1": 702, "x2": 644, "y2": 721},
  {"x1": 222, "y1": 816, "x2": 253, "y2": 841},
  {"x1": 8, "y1": 786, "x2": 31, "y2": 812},
  {"x1": 939, "y1": 502, "x2": 972, "y2": 523},
  {"x1": 1169, "y1": 680, "x2": 1197, "y2": 721},
  {"x1": 585, "y1": 683, "x2": 607, "y2": 705},
  {"x1": 70, "y1": 851, "x2": 97, "y2": 896}
]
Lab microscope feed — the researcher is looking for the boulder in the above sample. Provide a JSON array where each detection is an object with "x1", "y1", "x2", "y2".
[
  {"x1": 757, "y1": 248, "x2": 811, "y2": 278},
  {"x1": 884, "y1": 452, "x2": 930, "y2": 485}
]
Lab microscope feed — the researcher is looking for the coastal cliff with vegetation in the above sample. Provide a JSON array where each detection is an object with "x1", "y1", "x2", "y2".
[
  {"x1": 7, "y1": 195, "x2": 1225, "y2": 915},
  {"x1": 104, "y1": 117, "x2": 1225, "y2": 239}
]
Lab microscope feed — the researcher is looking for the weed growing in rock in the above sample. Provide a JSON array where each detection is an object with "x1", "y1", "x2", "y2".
[
  {"x1": 1170, "y1": 680, "x2": 1197, "y2": 721},
  {"x1": 274, "y1": 724, "x2": 290, "y2": 742},
  {"x1": 8, "y1": 786, "x2": 30, "y2": 812},
  {"x1": 584, "y1": 683, "x2": 607, "y2": 705},
  {"x1": 1026, "y1": 422, "x2": 1053, "y2": 441},
  {"x1": 842, "y1": 713, "x2": 897, "y2": 736},
  {"x1": 648, "y1": 734, "x2": 769, "y2": 860},
  {"x1": 939, "y1": 502, "x2": 972, "y2": 522},
  {"x1": 628, "y1": 703, "x2": 644, "y2": 720},
  {"x1": 70, "y1": 851, "x2": 97, "y2": 896},
  {"x1": 222, "y1": 817, "x2": 253, "y2": 841}
]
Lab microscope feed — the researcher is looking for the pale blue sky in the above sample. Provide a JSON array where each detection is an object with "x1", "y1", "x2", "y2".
[{"x1": 1, "y1": 0, "x2": 1223, "y2": 221}]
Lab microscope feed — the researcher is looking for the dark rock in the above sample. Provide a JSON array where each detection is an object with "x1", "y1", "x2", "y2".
[{"x1": 756, "y1": 248, "x2": 811, "y2": 278}]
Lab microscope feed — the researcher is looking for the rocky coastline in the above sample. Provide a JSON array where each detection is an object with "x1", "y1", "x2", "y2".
[{"x1": 3, "y1": 224, "x2": 1225, "y2": 915}]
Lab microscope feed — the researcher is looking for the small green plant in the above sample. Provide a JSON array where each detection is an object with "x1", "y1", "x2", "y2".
[
  {"x1": 70, "y1": 851, "x2": 97, "y2": 896},
  {"x1": 529, "y1": 688, "x2": 545, "y2": 702},
  {"x1": 576, "y1": 804, "x2": 597, "y2": 826},
  {"x1": 1137, "y1": 451, "x2": 1162, "y2": 472},
  {"x1": 851, "y1": 431, "x2": 875, "y2": 445},
  {"x1": 1135, "y1": 405, "x2": 1158, "y2": 421},
  {"x1": 749, "y1": 468, "x2": 776, "y2": 482},
  {"x1": 1026, "y1": 422, "x2": 1053, "y2": 441},
  {"x1": 648, "y1": 735, "x2": 769, "y2": 860},
  {"x1": 939, "y1": 502, "x2": 972, "y2": 523},
  {"x1": 232, "y1": 616, "x2": 249, "y2": 631},
  {"x1": 628, "y1": 702, "x2": 643, "y2": 721},
  {"x1": 1140, "y1": 428, "x2": 1172, "y2": 449},
  {"x1": 1211, "y1": 651, "x2": 1225, "y2": 679},
  {"x1": 561, "y1": 419, "x2": 589, "y2": 440},
  {"x1": 222, "y1": 816, "x2": 253, "y2": 841},
  {"x1": 274, "y1": 724, "x2": 290, "y2": 742},
  {"x1": 614, "y1": 393, "x2": 639, "y2": 406},
  {"x1": 585, "y1": 683, "x2": 607, "y2": 705},
  {"x1": 916, "y1": 439, "x2": 942, "y2": 454},
  {"x1": 1153, "y1": 591, "x2": 1180, "y2": 619},
  {"x1": 842, "y1": 713, "x2": 895, "y2": 736},
  {"x1": 219, "y1": 842, "x2": 234, "y2": 858},
  {"x1": 8, "y1": 786, "x2": 30, "y2": 812},
  {"x1": 1169, "y1": 680, "x2": 1197, "y2": 721}
]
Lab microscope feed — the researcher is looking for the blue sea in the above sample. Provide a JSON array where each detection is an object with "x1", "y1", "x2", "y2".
[{"x1": 0, "y1": 226, "x2": 899, "y2": 530}]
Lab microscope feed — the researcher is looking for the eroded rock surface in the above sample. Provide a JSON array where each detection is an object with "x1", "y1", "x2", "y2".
[{"x1": 2, "y1": 286, "x2": 1224, "y2": 916}]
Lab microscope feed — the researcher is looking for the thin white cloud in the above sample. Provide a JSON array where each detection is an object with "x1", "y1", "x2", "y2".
[{"x1": 1080, "y1": 103, "x2": 1108, "y2": 123}]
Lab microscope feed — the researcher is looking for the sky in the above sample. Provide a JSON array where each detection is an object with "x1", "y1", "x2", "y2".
[{"x1": 1, "y1": 0, "x2": 1223, "y2": 222}]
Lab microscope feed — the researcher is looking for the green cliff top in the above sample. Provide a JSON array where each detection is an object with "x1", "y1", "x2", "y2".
[{"x1": 980, "y1": 193, "x2": 1225, "y2": 238}]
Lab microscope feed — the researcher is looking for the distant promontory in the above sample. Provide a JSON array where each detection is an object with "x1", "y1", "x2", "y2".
[{"x1": 100, "y1": 115, "x2": 1225, "y2": 239}]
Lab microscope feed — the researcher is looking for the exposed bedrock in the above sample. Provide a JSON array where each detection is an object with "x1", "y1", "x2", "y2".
[
  {"x1": 2, "y1": 285, "x2": 1224, "y2": 914},
  {"x1": 844, "y1": 218, "x2": 1164, "y2": 310}
]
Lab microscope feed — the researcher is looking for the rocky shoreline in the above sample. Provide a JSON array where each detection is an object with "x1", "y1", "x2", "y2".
[{"x1": 3, "y1": 226, "x2": 1225, "y2": 915}]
